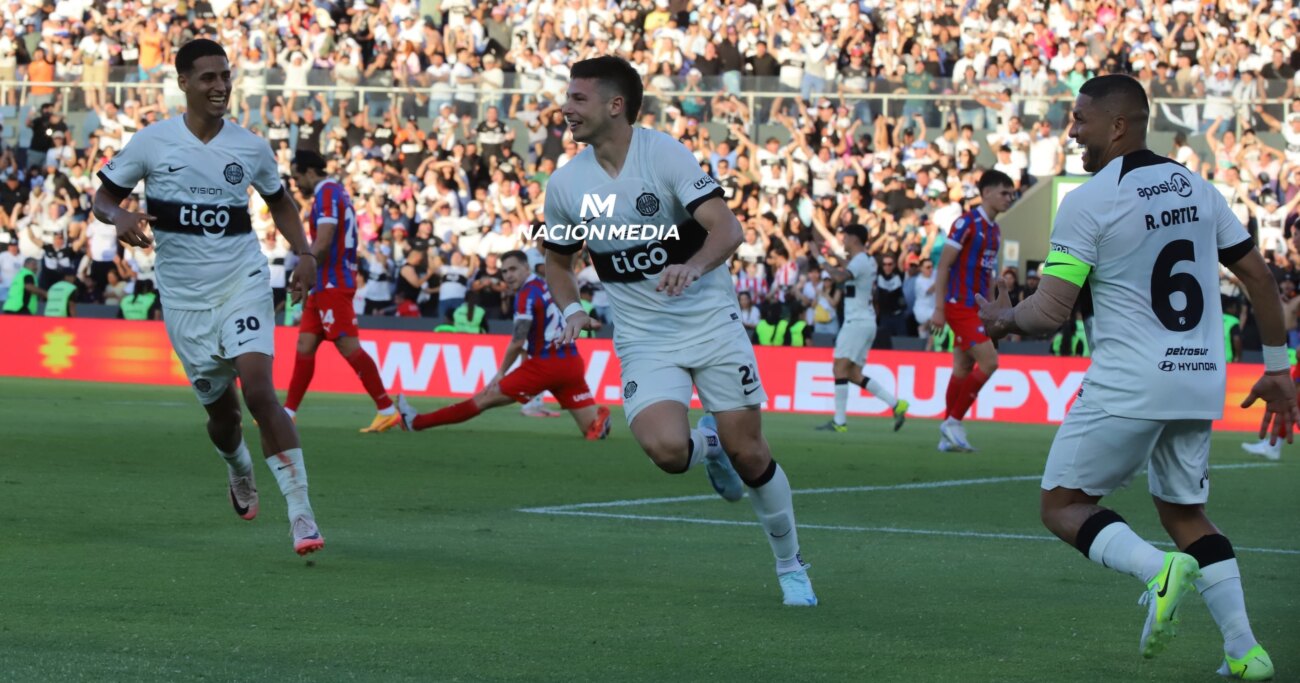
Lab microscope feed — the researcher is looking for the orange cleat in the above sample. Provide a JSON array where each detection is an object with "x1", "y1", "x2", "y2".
[
  {"x1": 585, "y1": 406, "x2": 612, "y2": 440},
  {"x1": 360, "y1": 412, "x2": 405, "y2": 433}
]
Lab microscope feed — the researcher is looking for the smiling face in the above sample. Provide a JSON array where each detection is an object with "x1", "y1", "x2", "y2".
[
  {"x1": 562, "y1": 78, "x2": 620, "y2": 144},
  {"x1": 179, "y1": 55, "x2": 232, "y2": 120},
  {"x1": 1068, "y1": 93, "x2": 1113, "y2": 173}
]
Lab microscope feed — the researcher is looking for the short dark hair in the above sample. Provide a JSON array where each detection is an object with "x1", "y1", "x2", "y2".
[
  {"x1": 500, "y1": 250, "x2": 529, "y2": 268},
  {"x1": 977, "y1": 169, "x2": 1016, "y2": 192},
  {"x1": 839, "y1": 224, "x2": 868, "y2": 244},
  {"x1": 569, "y1": 56, "x2": 643, "y2": 124},
  {"x1": 292, "y1": 150, "x2": 328, "y2": 175},
  {"x1": 175, "y1": 39, "x2": 228, "y2": 74},
  {"x1": 1078, "y1": 74, "x2": 1149, "y2": 122}
]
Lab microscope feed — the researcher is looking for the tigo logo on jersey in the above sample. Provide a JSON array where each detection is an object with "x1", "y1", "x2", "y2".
[
  {"x1": 1136, "y1": 173, "x2": 1192, "y2": 200},
  {"x1": 180, "y1": 204, "x2": 233, "y2": 236},
  {"x1": 610, "y1": 242, "x2": 671, "y2": 276}
]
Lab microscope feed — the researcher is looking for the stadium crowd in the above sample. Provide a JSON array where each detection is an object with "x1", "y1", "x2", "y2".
[{"x1": 3, "y1": 0, "x2": 1300, "y2": 354}]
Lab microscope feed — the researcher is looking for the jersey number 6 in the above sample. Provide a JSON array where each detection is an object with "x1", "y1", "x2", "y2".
[{"x1": 1150, "y1": 239, "x2": 1204, "y2": 332}]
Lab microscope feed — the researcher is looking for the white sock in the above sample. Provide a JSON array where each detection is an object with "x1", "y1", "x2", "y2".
[
  {"x1": 1197, "y1": 559, "x2": 1259, "y2": 658},
  {"x1": 267, "y1": 448, "x2": 312, "y2": 520},
  {"x1": 283, "y1": 407, "x2": 296, "y2": 419},
  {"x1": 1087, "y1": 522, "x2": 1167, "y2": 582},
  {"x1": 864, "y1": 377, "x2": 898, "y2": 408},
  {"x1": 217, "y1": 440, "x2": 253, "y2": 477},
  {"x1": 687, "y1": 428, "x2": 719, "y2": 470},
  {"x1": 746, "y1": 463, "x2": 802, "y2": 574},
  {"x1": 833, "y1": 381, "x2": 848, "y2": 425},
  {"x1": 378, "y1": 405, "x2": 396, "y2": 416}
]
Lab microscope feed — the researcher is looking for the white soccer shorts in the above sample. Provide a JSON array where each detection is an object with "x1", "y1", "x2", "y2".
[
  {"x1": 164, "y1": 272, "x2": 277, "y2": 405},
  {"x1": 618, "y1": 327, "x2": 768, "y2": 424},
  {"x1": 1042, "y1": 395, "x2": 1212, "y2": 504},
  {"x1": 833, "y1": 318, "x2": 877, "y2": 363}
]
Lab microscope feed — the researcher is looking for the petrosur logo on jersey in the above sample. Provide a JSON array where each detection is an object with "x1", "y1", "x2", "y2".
[{"x1": 524, "y1": 192, "x2": 683, "y2": 243}]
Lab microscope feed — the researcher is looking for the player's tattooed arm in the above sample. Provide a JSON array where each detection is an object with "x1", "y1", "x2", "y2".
[
  {"x1": 977, "y1": 274, "x2": 1080, "y2": 339},
  {"x1": 495, "y1": 318, "x2": 530, "y2": 380}
]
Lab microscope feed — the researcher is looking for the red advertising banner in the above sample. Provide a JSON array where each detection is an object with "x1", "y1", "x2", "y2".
[{"x1": 0, "y1": 316, "x2": 1267, "y2": 432}]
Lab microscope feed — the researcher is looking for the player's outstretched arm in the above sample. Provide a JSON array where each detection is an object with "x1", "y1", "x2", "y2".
[
  {"x1": 93, "y1": 185, "x2": 154, "y2": 248},
  {"x1": 266, "y1": 191, "x2": 316, "y2": 303},
  {"x1": 658, "y1": 196, "x2": 743, "y2": 297},
  {"x1": 976, "y1": 274, "x2": 1080, "y2": 340},
  {"x1": 1228, "y1": 247, "x2": 1300, "y2": 444}
]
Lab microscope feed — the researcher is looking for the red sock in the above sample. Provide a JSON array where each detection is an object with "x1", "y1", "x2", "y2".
[
  {"x1": 345, "y1": 347, "x2": 393, "y2": 411},
  {"x1": 412, "y1": 399, "x2": 481, "y2": 430},
  {"x1": 951, "y1": 368, "x2": 990, "y2": 421},
  {"x1": 944, "y1": 372, "x2": 967, "y2": 420},
  {"x1": 285, "y1": 351, "x2": 316, "y2": 412}
]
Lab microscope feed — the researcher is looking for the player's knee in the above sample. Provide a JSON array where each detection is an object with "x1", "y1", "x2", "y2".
[
  {"x1": 207, "y1": 405, "x2": 241, "y2": 431},
  {"x1": 979, "y1": 358, "x2": 999, "y2": 375},
  {"x1": 641, "y1": 436, "x2": 691, "y2": 474},
  {"x1": 240, "y1": 383, "x2": 280, "y2": 417}
]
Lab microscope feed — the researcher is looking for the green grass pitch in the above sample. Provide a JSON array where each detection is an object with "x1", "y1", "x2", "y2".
[{"x1": 1, "y1": 378, "x2": 1296, "y2": 682}]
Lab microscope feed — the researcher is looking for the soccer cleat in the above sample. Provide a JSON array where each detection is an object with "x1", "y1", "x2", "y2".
[
  {"x1": 521, "y1": 393, "x2": 563, "y2": 418},
  {"x1": 778, "y1": 563, "x2": 818, "y2": 606},
  {"x1": 1217, "y1": 644, "x2": 1274, "y2": 680},
  {"x1": 360, "y1": 411, "x2": 405, "y2": 433},
  {"x1": 815, "y1": 420, "x2": 847, "y2": 433},
  {"x1": 1137, "y1": 552, "x2": 1201, "y2": 658},
  {"x1": 227, "y1": 469, "x2": 258, "y2": 521},
  {"x1": 291, "y1": 514, "x2": 325, "y2": 556},
  {"x1": 893, "y1": 399, "x2": 909, "y2": 432},
  {"x1": 395, "y1": 394, "x2": 417, "y2": 431},
  {"x1": 698, "y1": 414, "x2": 744, "y2": 502},
  {"x1": 585, "y1": 405, "x2": 612, "y2": 440},
  {"x1": 937, "y1": 437, "x2": 953, "y2": 452},
  {"x1": 1240, "y1": 439, "x2": 1282, "y2": 461},
  {"x1": 940, "y1": 418, "x2": 975, "y2": 452}
]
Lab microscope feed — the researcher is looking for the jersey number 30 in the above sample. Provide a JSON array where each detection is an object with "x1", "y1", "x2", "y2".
[{"x1": 1150, "y1": 239, "x2": 1204, "y2": 332}]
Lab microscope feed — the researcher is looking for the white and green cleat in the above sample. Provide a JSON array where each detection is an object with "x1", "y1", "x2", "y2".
[
  {"x1": 778, "y1": 562, "x2": 818, "y2": 607},
  {"x1": 1138, "y1": 552, "x2": 1201, "y2": 658},
  {"x1": 1217, "y1": 644, "x2": 1274, "y2": 680}
]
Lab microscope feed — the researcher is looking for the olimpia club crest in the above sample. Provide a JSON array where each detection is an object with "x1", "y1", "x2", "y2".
[{"x1": 224, "y1": 162, "x2": 245, "y2": 185}]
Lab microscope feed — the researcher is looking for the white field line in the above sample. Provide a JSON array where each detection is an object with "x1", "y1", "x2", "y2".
[{"x1": 519, "y1": 462, "x2": 1299, "y2": 556}]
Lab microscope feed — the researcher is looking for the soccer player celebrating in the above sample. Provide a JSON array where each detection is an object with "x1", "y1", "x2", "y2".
[
  {"x1": 929, "y1": 169, "x2": 1016, "y2": 452},
  {"x1": 978, "y1": 75, "x2": 1288, "y2": 679},
  {"x1": 93, "y1": 40, "x2": 325, "y2": 556},
  {"x1": 283, "y1": 150, "x2": 403, "y2": 433},
  {"x1": 542, "y1": 56, "x2": 816, "y2": 606},
  {"x1": 397, "y1": 250, "x2": 612, "y2": 439},
  {"x1": 813, "y1": 224, "x2": 908, "y2": 432}
]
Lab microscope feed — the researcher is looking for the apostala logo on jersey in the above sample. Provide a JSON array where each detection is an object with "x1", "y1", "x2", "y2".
[
  {"x1": 223, "y1": 162, "x2": 245, "y2": 185},
  {"x1": 1136, "y1": 172, "x2": 1192, "y2": 200}
]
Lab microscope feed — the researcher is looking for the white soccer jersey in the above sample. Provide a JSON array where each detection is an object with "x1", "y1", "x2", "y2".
[
  {"x1": 98, "y1": 117, "x2": 285, "y2": 310},
  {"x1": 842, "y1": 251, "x2": 876, "y2": 322},
  {"x1": 1048, "y1": 150, "x2": 1251, "y2": 420},
  {"x1": 543, "y1": 128, "x2": 732, "y2": 353}
]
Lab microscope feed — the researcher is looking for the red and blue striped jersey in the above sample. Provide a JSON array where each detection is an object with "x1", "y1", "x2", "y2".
[
  {"x1": 514, "y1": 275, "x2": 578, "y2": 359},
  {"x1": 309, "y1": 179, "x2": 358, "y2": 291},
  {"x1": 945, "y1": 208, "x2": 1001, "y2": 307}
]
